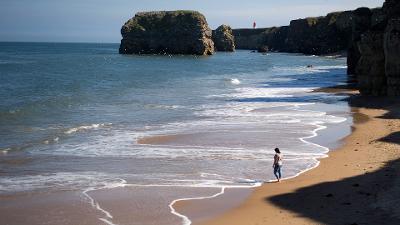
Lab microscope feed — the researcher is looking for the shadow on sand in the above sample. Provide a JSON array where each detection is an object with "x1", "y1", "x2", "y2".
[
  {"x1": 266, "y1": 94, "x2": 400, "y2": 225},
  {"x1": 267, "y1": 159, "x2": 400, "y2": 225}
]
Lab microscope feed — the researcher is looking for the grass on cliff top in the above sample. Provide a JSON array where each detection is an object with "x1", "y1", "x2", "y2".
[
  {"x1": 134, "y1": 10, "x2": 205, "y2": 19},
  {"x1": 123, "y1": 10, "x2": 207, "y2": 31}
]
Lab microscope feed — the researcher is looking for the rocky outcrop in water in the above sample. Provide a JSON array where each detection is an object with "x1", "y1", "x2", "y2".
[
  {"x1": 119, "y1": 11, "x2": 214, "y2": 55},
  {"x1": 212, "y1": 25, "x2": 235, "y2": 51},
  {"x1": 257, "y1": 45, "x2": 268, "y2": 53}
]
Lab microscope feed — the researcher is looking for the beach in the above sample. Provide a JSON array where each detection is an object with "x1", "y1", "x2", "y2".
[
  {"x1": 1, "y1": 43, "x2": 396, "y2": 225},
  {"x1": 195, "y1": 92, "x2": 400, "y2": 225}
]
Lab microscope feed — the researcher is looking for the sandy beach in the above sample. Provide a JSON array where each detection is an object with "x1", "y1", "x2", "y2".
[{"x1": 193, "y1": 91, "x2": 400, "y2": 225}]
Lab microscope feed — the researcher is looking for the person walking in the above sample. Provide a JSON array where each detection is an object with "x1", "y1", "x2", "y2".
[
  {"x1": 253, "y1": 21, "x2": 257, "y2": 29},
  {"x1": 273, "y1": 148, "x2": 283, "y2": 182}
]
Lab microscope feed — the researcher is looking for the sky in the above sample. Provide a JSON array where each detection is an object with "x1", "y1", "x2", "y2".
[{"x1": 0, "y1": 0, "x2": 385, "y2": 43}]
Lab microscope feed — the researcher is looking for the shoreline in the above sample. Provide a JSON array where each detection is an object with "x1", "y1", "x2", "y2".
[
  {"x1": 182, "y1": 89, "x2": 400, "y2": 225},
  {"x1": 171, "y1": 86, "x2": 353, "y2": 224}
]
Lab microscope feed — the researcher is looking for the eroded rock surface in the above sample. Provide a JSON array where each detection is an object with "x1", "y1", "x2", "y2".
[
  {"x1": 119, "y1": 11, "x2": 214, "y2": 55},
  {"x1": 212, "y1": 25, "x2": 235, "y2": 51}
]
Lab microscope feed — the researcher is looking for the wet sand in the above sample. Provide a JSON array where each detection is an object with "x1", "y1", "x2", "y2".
[
  {"x1": 195, "y1": 92, "x2": 400, "y2": 225},
  {"x1": 137, "y1": 135, "x2": 180, "y2": 145},
  {"x1": 2, "y1": 90, "x2": 398, "y2": 225},
  {"x1": 0, "y1": 191, "x2": 102, "y2": 225}
]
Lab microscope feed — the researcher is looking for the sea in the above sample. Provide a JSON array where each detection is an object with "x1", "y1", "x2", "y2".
[{"x1": 0, "y1": 42, "x2": 352, "y2": 225}]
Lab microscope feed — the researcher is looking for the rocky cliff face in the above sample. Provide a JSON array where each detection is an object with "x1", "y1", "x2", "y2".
[
  {"x1": 383, "y1": 0, "x2": 400, "y2": 96},
  {"x1": 262, "y1": 26, "x2": 289, "y2": 51},
  {"x1": 232, "y1": 11, "x2": 353, "y2": 54},
  {"x1": 284, "y1": 12, "x2": 351, "y2": 55},
  {"x1": 384, "y1": 19, "x2": 400, "y2": 96},
  {"x1": 346, "y1": 8, "x2": 373, "y2": 75},
  {"x1": 232, "y1": 28, "x2": 269, "y2": 50},
  {"x1": 212, "y1": 25, "x2": 235, "y2": 51},
  {"x1": 356, "y1": 30, "x2": 386, "y2": 96},
  {"x1": 119, "y1": 11, "x2": 214, "y2": 55},
  {"x1": 229, "y1": 2, "x2": 399, "y2": 96},
  {"x1": 351, "y1": 0, "x2": 400, "y2": 96}
]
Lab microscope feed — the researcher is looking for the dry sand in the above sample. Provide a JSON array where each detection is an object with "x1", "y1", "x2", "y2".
[{"x1": 194, "y1": 93, "x2": 400, "y2": 225}]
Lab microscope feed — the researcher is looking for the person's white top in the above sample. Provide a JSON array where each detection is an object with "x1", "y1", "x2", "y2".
[{"x1": 275, "y1": 153, "x2": 283, "y2": 166}]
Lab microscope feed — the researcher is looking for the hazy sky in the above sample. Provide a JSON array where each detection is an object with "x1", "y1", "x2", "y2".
[{"x1": 0, "y1": 0, "x2": 384, "y2": 43}]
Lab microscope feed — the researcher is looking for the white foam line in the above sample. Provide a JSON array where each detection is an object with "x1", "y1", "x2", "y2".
[
  {"x1": 169, "y1": 187, "x2": 226, "y2": 225},
  {"x1": 169, "y1": 181, "x2": 263, "y2": 225},
  {"x1": 82, "y1": 179, "x2": 127, "y2": 225},
  {"x1": 81, "y1": 181, "x2": 261, "y2": 225},
  {"x1": 82, "y1": 188, "x2": 116, "y2": 225},
  {"x1": 263, "y1": 103, "x2": 347, "y2": 183},
  {"x1": 124, "y1": 184, "x2": 258, "y2": 188},
  {"x1": 265, "y1": 160, "x2": 321, "y2": 183}
]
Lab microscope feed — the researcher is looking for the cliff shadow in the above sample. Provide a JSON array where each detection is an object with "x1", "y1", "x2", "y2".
[
  {"x1": 266, "y1": 159, "x2": 400, "y2": 225},
  {"x1": 378, "y1": 131, "x2": 400, "y2": 145},
  {"x1": 347, "y1": 95, "x2": 400, "y2": 120}
]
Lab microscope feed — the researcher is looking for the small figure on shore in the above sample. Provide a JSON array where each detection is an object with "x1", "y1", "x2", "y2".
[
  {"x1": 253, "y1": 21, "x2": 256, "y2": 29},
  {"x1": 273, "y1": 148, "x2": 283, "y2": 182}
]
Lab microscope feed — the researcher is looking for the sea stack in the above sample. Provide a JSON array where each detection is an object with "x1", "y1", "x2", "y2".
[
  {"x1": 119, "y1": 10, "x2": 214, "y2": 55},
  {"x1": 212, "y1": 25, "x2": 235, "y2": 51}
]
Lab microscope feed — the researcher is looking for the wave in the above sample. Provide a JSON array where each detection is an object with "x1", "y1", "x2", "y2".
[
  {"x1": 272, "y1": 65, "x2": 347, "y2": 75},
  {"x1": 210, "y1": 87, "x2": 314, "y2": 99},
  {"x1": 0, "y1": 172, "x2": 125, "y2": 193},
  {"x1": 144, "y1": 104, "x2": 185, "y2": 110},
  {"x1": 42, "y1": 136, "x2": 60, "y2": 145},
  {"x1": 0, "y1": 59, "x2": 35, "y2": 65},
  {"x1": 0, "y1": 148, "x2": 11, "y2": 155},
  {"x1": 225, "y1": 78, "x2": 241, "y2": 85},
  {"x1": 0, "y1": 171, "x2": 261, "y2": 225},
  {"x1": 64, "y1": 123, "x2": 112, "y2": 134}
]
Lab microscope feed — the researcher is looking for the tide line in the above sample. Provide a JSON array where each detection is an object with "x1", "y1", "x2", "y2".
[
  {"x1": 169, "y1": 187, "x2": 226, "y2": 225},
  {"x1": 81, "y1": 178, "x2": 127, "y2": 225}
]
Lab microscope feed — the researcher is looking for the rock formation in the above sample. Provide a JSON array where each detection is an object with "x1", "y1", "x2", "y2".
[
  {"x1": 117, "y1": 5, "x2": 400, "y2": 96},
  {"x1": 262, "y1": 26, "x2": 289, "y2": 51},
  {"x1": 232, "y1": 11, "x2": 353, "y2": 55},
  {"x1": 119, "y1": 11, "x2": 214, "y2": 55},
  {"x1": 232, "y1": 28, "x2": 269, "y2": 50},
  {"x1": 285, "y1": 12, "x2": 351, "y2": 55},
  {"x1": 212, "y1": 25, "x2": 235, "y2": 51},
  {"x1": 257, "y1": 45, "x2": 268, "y2": 53},
  {"x1": 356, "y1": 30, "x2": 386, "y2": 95},
  {"x1": 229, "y1": 1, "x2": 399, "y2": 96},
  {"x1": 384, "y1": 19, "x2": 400, "y2": 96},
  {"x1": 383, "y1": 0, "x2": 400, "y2": 96},
  {"x1": 351, "y1": 0, "x2": 400, "y2": 96},
  {"x1": 346, "y1": 8, "x2": 373, "y2": 75}
]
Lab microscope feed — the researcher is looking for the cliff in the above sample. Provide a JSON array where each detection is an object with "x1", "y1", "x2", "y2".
[
  {"x1": 232, "y1": 11, "x2": 353, "y2": 54},
  {"x1": 230, "y1": 3, "x2": 399, "y2": 96},
  {"x1": 118, "y1": 7, "x2": 400, "y2": 96},
  {"x1": 212, "y1": 25, "x2": 235, "y2": 51},
  {"x1": 119, "y1": 11, "x2": 214, "y2": 55},
  {"x1": 351, "y1": 0, "x2": 400, "y2": 96},
  {"x1": 232, "y1": 28, "x2": 270, "y2": 50}
]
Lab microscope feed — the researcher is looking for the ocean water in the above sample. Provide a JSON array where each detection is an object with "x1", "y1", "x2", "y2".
[{"x1": 0, "y1": 43, "x2": 352, "y2": 225}]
